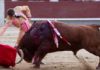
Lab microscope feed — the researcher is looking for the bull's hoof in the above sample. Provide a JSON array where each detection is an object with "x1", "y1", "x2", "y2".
[
  {"x1": 33, "y1": 62, "x2": 44, "y2": 65},
  {"x1": 34, "y1": 65, "x2": 40, "y2": 69},
  {"x1": 40, "y1": 62, "x2": 45, "y2": 64},
  {"x1": 96, "y1": 67, "x2": 100, "y2": 70}
]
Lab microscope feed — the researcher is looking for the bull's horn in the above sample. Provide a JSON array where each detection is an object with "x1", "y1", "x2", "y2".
[{"x1": 16, "y1": 49, "x2": 24, "y2": 64}]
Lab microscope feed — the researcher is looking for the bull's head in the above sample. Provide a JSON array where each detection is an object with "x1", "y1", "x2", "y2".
[
  {"x1": 17, "y1": 27, "x2": 39, "y2": 62},
  {"x1": 16, "y1": 21, "x2": 54, "y2": 64}
]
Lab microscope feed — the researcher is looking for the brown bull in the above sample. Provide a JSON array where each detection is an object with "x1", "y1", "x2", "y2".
[{"x1": 18, "y1": 21, "x2": 100, "y2": 70}]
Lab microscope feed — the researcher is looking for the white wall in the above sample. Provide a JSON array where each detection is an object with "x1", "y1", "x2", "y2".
[
  {"x1": 75, "y1": 0, "x2": 100, "y2": 1},
  {"x1": 50, "y1": 0, "x2": 59, "y2": 2},
  {"x1": 0, "y1": 0, "x2": 4, "y2": 26}
]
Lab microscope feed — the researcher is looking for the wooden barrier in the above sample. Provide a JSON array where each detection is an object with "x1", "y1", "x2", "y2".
[{"x1": 5, "y1": 1, "x2": 100, "y2": 18}]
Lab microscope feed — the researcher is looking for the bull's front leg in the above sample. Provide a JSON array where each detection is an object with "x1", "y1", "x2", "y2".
[
  {"x1": 32, "y1": 40, "x2": 52, "y2": 68},
  {"x1": 32, "y1": 51, "x2": 46, "y2": 68}
]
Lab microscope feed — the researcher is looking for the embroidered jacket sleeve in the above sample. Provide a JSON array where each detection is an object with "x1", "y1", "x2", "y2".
[{"x1": 0, "y1": 20, "x2": 11, "y2": 35}]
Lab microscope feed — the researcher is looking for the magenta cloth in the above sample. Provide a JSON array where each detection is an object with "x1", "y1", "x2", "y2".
[
  {"x1": 21, "y1": 20, "x2": 30, "y2": 32},
  {"x1": 0, "y1": 44, "x2": 16, "y2": 67}
]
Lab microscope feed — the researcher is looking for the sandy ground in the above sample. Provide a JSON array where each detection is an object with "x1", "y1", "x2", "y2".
[
  {"x1": 0, "y1": 27, "x2": 99, "y2": 70},
  {"x1": 0, "y1": 51, "x2": 99, "y2": 70}
]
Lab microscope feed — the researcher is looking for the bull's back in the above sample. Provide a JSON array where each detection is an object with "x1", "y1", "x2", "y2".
[
  {"x1": 53, "y1": 21, "x2": 87, "y2": 42},
  {"x1": 53, "y1": 21, "x2": 100, "y2": 48}
]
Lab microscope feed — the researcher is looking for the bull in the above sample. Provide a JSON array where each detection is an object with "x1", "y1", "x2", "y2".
[{"x1": 17, "y1": 21, "x2": 100, "y2": 70}]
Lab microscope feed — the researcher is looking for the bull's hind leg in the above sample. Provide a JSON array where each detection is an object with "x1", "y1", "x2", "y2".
[
  {"x1": 92, "y1": 46, "x2": 100, "y2": 70},
  {"x1": 95, "y1": 46, "x2": 100, "y2": 70}
]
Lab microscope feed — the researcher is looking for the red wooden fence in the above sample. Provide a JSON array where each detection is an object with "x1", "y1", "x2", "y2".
[{"x1": 5, "y1": 1, "x2": 100, "y2": 18}]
